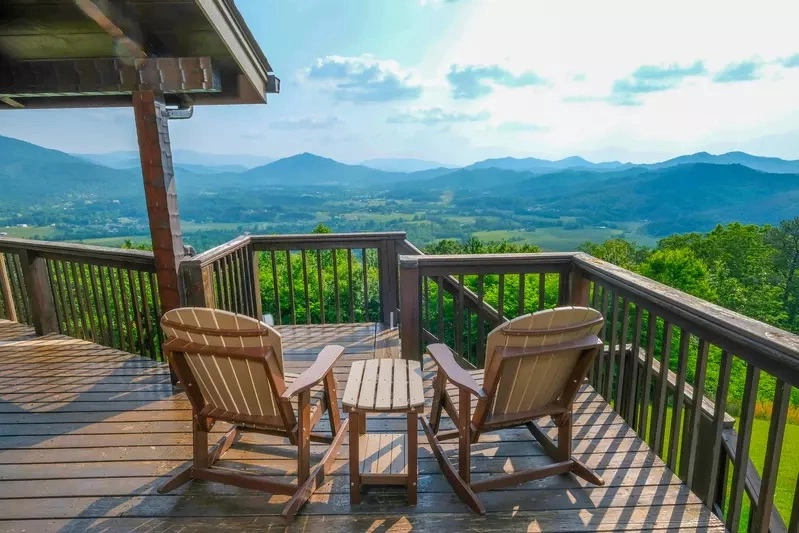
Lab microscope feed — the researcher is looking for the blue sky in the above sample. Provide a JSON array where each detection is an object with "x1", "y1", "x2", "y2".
[{"x1": 1, "y1": 0, "x2": 799, "y2": 165}]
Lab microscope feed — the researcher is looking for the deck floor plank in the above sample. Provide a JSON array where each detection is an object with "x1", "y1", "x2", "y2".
[{"x1": 0, "y1": 319, "x2": 723, "y2": 532}]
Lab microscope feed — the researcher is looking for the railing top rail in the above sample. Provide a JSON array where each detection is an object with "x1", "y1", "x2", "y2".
[
  {"x1": 574, "y1": 252, "x2": 799, "y2": 385},
  {"x1": 399, "y1": 252, "x2": 577, "y2": 275},
  {"x1": 250, "y1": 231, "x2": 407, "y2": 250},
  {"x1": 188, "y1": 235, "x2": 252, "y2": 267},
  {"x1": 0, "y1": 236, "x2": 156, "y2": 270}
]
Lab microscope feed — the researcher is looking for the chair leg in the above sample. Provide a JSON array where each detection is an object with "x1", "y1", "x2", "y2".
[
  {"x1": 430, "y1": 368, "x2": 446, "y2": 433},
  {"x1": 158, "y1": 423, "x2": 209, "y2": 494},
  {"x1": 323, "y1": 371, "x2": 341, "y2": 436},
  {"x1": 283, "y1": 418, "x2": 350, "y2": 518},
  {"x1": 421, "y1": 415, "x2": 485, "y2": 515},
  {"x1": 549, "y1": 413, "x2": 604, "y2": 487},
  {"x1": 458, "y1": 389, "x2": 471, "y2": 484}
]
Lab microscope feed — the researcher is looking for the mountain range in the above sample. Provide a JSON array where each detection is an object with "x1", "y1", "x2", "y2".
[{"x1": 2, "y1": 134, "x2": 799, "y2": 237}]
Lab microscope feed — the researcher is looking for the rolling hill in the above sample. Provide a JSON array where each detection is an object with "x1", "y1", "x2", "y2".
[{"x1": 3, "y1": 133, "x2": 799, "y2": 239}]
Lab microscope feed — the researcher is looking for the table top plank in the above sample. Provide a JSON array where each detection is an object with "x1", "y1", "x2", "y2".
[
  {"x1": 356, "y1": 359, "x2": 380, "y2": 410},
  {"x1": 374, "y1": 359, "x2": 394, "y2": 410},
  {"x1": 408, "y1": 359, "x2": 425, "y2": 410},
  {"x1": 341, "y1": 360, "x2": 366, "y2": 409},
  {"x1": 392, "y1": 358, "x2": 408, "y2": 409}
]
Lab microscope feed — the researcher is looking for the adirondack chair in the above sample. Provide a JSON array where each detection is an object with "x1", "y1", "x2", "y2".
[
  {"x1": 158, "y1": 307, "x2": 348, "y2": 518},
  {"x1": 422, "y1": 306, "x2": 605, "y2": 515}
]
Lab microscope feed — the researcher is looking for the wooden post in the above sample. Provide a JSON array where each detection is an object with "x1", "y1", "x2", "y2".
[
  {"x1": 133, "y1": 90, "x2": 184, "y2": 314},
  {"x1": 0, "y1": 254, "x2": 17, "y2": 322},
  {"x1": 399, "y1": 256, "x2": 422, "y2": 361},
  {"x1": 569, "y1": 265, "x2": 591, "y2": 307},
  {"x1": 251, "y1": 245, "x2": 263, "y2": 319},
  {"x1": 19, "y1": 250, "x2": 59, "y2": 335},
  {"x1": 378, "y1": 238, "x2": 399, "y2": 326},
  {"x1": 180, "y1": 259, "x2": 215, "y2": 308}
]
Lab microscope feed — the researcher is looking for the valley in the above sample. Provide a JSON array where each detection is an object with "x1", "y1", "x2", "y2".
[{"x1": 1, "y1": 134, "x2": 798, "y2": 252}]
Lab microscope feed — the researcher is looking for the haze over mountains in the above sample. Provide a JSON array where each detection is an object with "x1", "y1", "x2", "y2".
[{"x1": 3, "y1": 133, "x2": 799, "y2": 238}]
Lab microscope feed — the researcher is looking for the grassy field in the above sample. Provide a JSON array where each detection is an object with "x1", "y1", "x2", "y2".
[{"x1": 0, "y1": 225, "x2": 57, "y2": 239}]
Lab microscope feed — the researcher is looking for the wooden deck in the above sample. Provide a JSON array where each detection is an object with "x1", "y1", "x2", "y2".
[{"x1": 0, "y1": 319, "x2": 723, "y2": 532}]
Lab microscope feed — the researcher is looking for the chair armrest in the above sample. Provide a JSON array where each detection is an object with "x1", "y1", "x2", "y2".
[
  {"x1": 426, "y1": 343, "x2": 486, "y2": 399},
  {"x1": 282, "y1": 344, "x2": 345, "y2": 399}
]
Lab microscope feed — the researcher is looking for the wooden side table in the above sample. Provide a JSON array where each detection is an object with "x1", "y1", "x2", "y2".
[{"x1": 342, "y1": 358, "x2": 424, "y2": 505}]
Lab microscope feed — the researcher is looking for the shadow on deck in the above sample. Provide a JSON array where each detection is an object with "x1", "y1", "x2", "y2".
[{"x1": 0, "y1": 319, "x2": 722, "y2": 532}]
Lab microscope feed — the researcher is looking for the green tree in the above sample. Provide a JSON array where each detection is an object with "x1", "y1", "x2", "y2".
[
  {"x1": 638, "y1": 248, "x2": 717, "y2": 301},
  {"x1": 766, "y1": 217, "x2": 799, "y2": 326},
  {"x1": 579, "y1": 238, "x2": 649, "y2": 270}
]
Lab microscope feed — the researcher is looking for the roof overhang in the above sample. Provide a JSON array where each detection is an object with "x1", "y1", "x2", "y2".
[{"x1": 0, "y1": 0, "x2": 278, "y2": 109}]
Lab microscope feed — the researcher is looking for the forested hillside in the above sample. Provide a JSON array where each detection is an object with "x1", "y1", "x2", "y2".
[{"x1": 3, "y1": 134, "x2": 799, "y2": 251}]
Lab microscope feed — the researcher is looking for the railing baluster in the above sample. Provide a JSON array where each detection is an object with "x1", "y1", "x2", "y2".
[
  {"x1": 497, "y1": 273, "x2": 505, "y2": 321},
  {"x1": 269, "y1": 251, "x2": 281, "y2": 324},
  {"x1": 301, "y1": 249, "x2": 311, "y2": 324},
  {"x1": 466, "y1": 307, "x2": 472, "y2": 364},
  {"x1": 361, "y1": 248, "x2": 369, "y2": 322},
  {"x1": 236, "y1": 248, "x2": 251, "y2": 316},
  {"x1": 727, "y1": 364, "x2": 760, "y2": 533},
  {"x1": 127, "y1": 270, "x2": 145, "y2": 355},
  {"x1": 789, "y1": 474, "x2": 799, "y2": 533},
  {"x1": 316, "y1": 250, "x2": 325, "y2": 324},
  {"x1": 11, "y1": 254, "x2": 31, "y2": 323},
  {"x1": 650, "y1": 321, "x2": 672, "y2": 454},
  {"x1": 681, "y1": 338, "x2": 709, "y2": 485},
  {"x1": 668, "y1": 329, "x2": 690, "y2": 471},
  {"x1": 80, "y1": 263, "x2": 99, "y2": 342},
  {"x1": 625, "y1": 304, "x2": 643, "y2": 424},
  {"x1": 538, "y1": 273, "x2": 545, "y2": 310},
  {"x1": 477, "y1": 274, "x2": 485, "y2": 367},
  {"x1": 347, "y1": 249, "x2": 355, "y2": 323},
  {"x1": 0, "y1": 254, "x2": 16, "y2": 321},
  {"x1": 332, "y1": 249, "x2": 341, "y2": 324},
  {"x1": 752, "y1": 379, "x2": 791, "y2": 532},
  {"x1": 52, "y1": 260, "x2": 71, "y2": 336},
  {"x1": 423, "y1": 276, "x2": 430, "y2": 336},
  {"x1": 605, "y1": 292, "x2": 619, "y2": 401},
  {"x1": 705, "y1": 349, "x2": 732, "y2": 510},
  {"x1": 225, "y1": 254, "x2": 239, "y2": 313},
  {"x1": 88, "y1": 264, "x2": 107, "y2": 346},
  {"x1": 286, "y1": 250, "x2": 296, "y2": 324},
  {"x1": 138, "y1": 270, "x2": 155, "y2": 359},
  {"x1": 615, "y1": 298, "x2": 629, "y2": 411},
  {"x1": 637, "y1": 312, "x2": 657, "y2": 436},
  {"x1": 150, "y1": 271, "x2": 164, "y2": 359},
  {"x1": 97, "y1": 266, "x2": 114, "y2": 348},
  {"x1": 212, "y1": 261, "x2": 224, "y2": 310},
  {"x1": 436, "y1": 276, "x2": 444, "y2": 341},
  {"x1": 456, "y1": 274, "x2": 464, "y2": 357},
  {"x1": 69, "y1": 262, "x2": 87, "y2": 338},
  {"x1": 109, "y1": 267, "x2": 126, "y2": 352},
  {"x1": 117, "y1": 268, "x2": 134, "y2": 352},
  {"x1": 517, "y1": 273, "x2": 525, "y2": 315}
]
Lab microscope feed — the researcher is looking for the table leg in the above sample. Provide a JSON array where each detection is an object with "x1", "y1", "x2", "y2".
[
  {"x1": 349, "y1": 411, "x2": 360, "y2": 504},
  {"x1": 407, "y1": 411, "x2": 418, "y2": 505}
]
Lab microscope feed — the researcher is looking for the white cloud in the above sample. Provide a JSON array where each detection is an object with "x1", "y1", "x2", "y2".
[{"x1": 300, "y1": 55, "x2": 422, "y2": 102}]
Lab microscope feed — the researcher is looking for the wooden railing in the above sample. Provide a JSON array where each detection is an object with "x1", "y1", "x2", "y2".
[
  {"x1": 0, "y1": 237, "x2": 163, "y2": 360},
  {"x1": 398, "y1": 252, "x2": 576, "y2": 366},
  {"x1": 573, "y1": 253, "x2": 796, "y2": 533},
  {"x1": 400, "y1": 251, "x2": 799, "y2": 532},
  {"x1": 181, "y1": 232, "x2": 406, "y2": 327}
]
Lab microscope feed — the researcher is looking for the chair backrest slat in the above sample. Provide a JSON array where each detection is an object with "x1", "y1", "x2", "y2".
[
  {"x1": 483, "y1": 306, "x2": 603, "y2": 422},
  {"x1": 161, "y1": 308, "x2": 285, "y2": 424}
]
